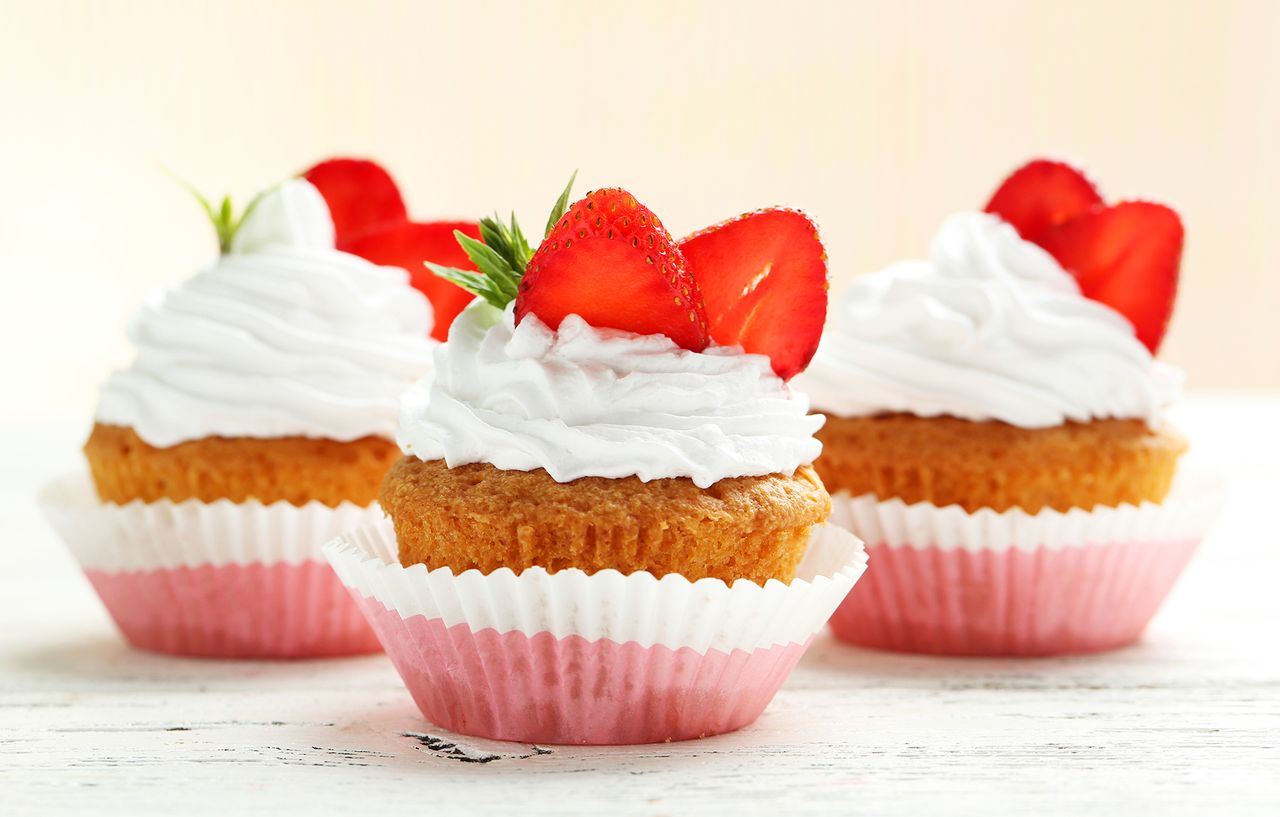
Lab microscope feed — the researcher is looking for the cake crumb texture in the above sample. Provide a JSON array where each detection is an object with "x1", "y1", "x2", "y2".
[
  {"x1": 84, "y1": 423, "x2": 399, "y2": 507},
  {"x1": 381, "y1": 458, "x2": 832, "y2": 583},
  {"x1": 814, "y1": 413, "x2": 1187, "y2": 513}
]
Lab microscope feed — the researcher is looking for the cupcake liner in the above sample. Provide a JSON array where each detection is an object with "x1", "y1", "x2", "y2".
[
  {"x1": 325, "y1": 521, "x2": 867, "y2": 745},
  {"x1": 827, "y1": 469, "x2": 1226, "y2": 656},
  {"x1": 38, "y1": 472, "x2": 383, "y2": 658}
]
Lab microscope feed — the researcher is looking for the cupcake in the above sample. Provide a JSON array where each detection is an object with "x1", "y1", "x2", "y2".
[
  {"x1": 41, "y1": 158, "x2": 480, "y2": 658},
  {"x1": 326, "y1": 180, "x2": 867, "y2": 744},
  {"x1": 799, "y1": 159, "x2": 1222, "y2": 656}
]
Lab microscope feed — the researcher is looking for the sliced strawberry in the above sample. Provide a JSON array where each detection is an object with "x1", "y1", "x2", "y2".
[
  {"x1": 342, "y1": 221, "x2": 482, "y2": 341},
  {"x1": 1036, "y1": 202, "x2": 1183, "y2": 353},
  {"x1": 985, "y1": 159, "x2": 1103, "y2": 241},
  {"x1": 516, "y1": 189, "x2": 709, "y2": 351},
  {"x1": 678, "y1": 209, "x2": 827, "y2": 380},
  {"x1": 303, "y1": 158, "x2": 408, "y2": 244}
]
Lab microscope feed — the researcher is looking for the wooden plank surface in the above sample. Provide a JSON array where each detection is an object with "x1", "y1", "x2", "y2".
[{"x1": 2, "y1": 396, "x2": 1278, "y2": 816}]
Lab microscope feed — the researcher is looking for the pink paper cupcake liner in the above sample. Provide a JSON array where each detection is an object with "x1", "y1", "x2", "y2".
[
  {"x1": 325, "y1": 521, "x2": 867, "y2": 745},
  {"x1": 827, "y1": 470, "x2": 1226, "y2": 656},
  {"x1": 39, "y1": 473, "x2": 384, "y2": 659}
]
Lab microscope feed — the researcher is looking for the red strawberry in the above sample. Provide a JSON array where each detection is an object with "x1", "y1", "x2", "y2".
[
  {"x1": 679, "y1": 209, "x2": 828, "y2": 380},
  {"x1": 985, "y1": 159, "x2": 1103, "y2": 241},
  {"x1": 303, "y1": 158, "x2": 408, "y2": 244},
  {"x1": 342, "y1": 221, "x2": 483, "y2": 342},
  {"x1": 1036, "y1": 202, "x2": 1183, "y2": 353},
  {"x1": 516, "y1": 189, "x2": 710, "y2": 351}
]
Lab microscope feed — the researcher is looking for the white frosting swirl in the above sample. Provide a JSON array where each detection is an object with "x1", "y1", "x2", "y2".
[
  {"x1": 796, "y1": 212, "x2": 1180, "y2": 428},
  {"x1": 398, "y1": 302, "x2": 824, "y2": 488},
  {"x1": 96, "y1": 179, "x2": 435, "y2": 446}
]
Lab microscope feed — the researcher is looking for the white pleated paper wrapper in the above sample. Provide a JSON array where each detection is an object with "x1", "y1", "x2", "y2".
[
  {"x1": 827, "y1": 467, "x2": 1227, "y2": 656},
  {"x1": 38, "y1": 472, "x2": 384, "y2": 658},
  {"x1": 324, "y1": 520, "x2": 867, "y2": 744}
]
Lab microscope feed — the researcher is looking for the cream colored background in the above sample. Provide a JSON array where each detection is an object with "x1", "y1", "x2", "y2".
[{"x1": 2, "y1": 0, "x2": 1277, "y2": 426}]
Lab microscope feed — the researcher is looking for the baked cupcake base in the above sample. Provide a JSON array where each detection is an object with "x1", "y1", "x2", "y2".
[
  {"x1": 85, "y1": 423, "x2": 400, "y2": 508},
  {"x1": 825, "y1": 477, "x2": 1224, "y2": 656},
  {"x1": 39, "y1": 472, "x2": 383, "y2": 658},
  {"x1": 325, "y1": 519, "x2": 867, "y2": 744},
  {"x1": 381, "y1": 458, "x2": 832, "y2": 583},
  {"x1": 814, "y1": 413, "x2": 1187, "y2": 514}
]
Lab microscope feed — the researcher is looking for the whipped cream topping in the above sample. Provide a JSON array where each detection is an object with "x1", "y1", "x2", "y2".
[
  {"x1": 96, "y1": 179, "x2": 435, "y2": 447},
  {"x1": 797, "y1": 212, "x2": 1180, "y2": 428},
  {"x1": 397, "y1": 302, "x2": 824, "y2": 488}
]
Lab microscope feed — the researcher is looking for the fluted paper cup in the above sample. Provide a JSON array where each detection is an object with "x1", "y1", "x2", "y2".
[
  {"x1": 827, "y1": 469, "x2": 1226, "y2": 656},
  {"x1": 325, "y1": 521, "x2": 867, "y2": 745},
  {"x1": 38, "y1": 472, "x2": 383, "y2": 658}
]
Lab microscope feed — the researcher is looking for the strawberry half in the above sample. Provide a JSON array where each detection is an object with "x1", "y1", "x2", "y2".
[
  {"x1": 516, "y1": 189, "x2": 710, "y2": 351},
  {"x1": 1036, "y1": 202, "x2": 1183, "y2": 353},
  {"x1": 303, "y1": 158, "x2": 408, "y2": 244},
  {"x1": 342, "y1": 221, "x2": 483, "y2": 342},
  {"x1": 985, "y1": 159, "x2": 1103, "y2": 242},
  {"x1": 679, "y1": 209, "x2": 828, "y2": 380}
]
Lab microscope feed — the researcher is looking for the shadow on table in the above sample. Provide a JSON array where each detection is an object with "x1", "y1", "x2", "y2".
[
  {"x1": 319, "y1": 696, "x2": 806, "y2": 772},
  {"x1": 798, "y1": 630, "x2": 1177, "y2": 688},
  {"x1": 315, "y1": 637, "x2": 1176, "y2": 770},
  {"x1": 4, "y1": 632, "x2": 386, "y2": 685}
]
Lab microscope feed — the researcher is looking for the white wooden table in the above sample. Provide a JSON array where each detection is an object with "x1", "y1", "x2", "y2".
[{"x1": 3, "y1": 396, "x2": 1278, "y2": 816}]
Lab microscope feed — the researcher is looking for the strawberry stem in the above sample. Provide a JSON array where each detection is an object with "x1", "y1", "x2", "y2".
[
  {"x1": 544, "y1": 170, "x2": 578, "y2": 238},
  {"x1": 428, "y1": 171, "x2": 577, "y2": 309},
  {"x1": 166, "y1": 169, "x2": 275, "y2": 254}
]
